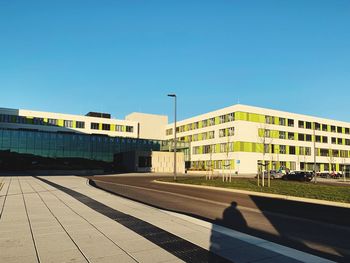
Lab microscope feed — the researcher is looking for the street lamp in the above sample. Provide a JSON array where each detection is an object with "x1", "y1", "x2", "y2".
[{"x1": 167, "y1": 93, "x2": 177, "y2": 181}]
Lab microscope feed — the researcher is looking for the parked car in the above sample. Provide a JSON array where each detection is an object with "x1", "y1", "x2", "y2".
[
  {"x1": 317, "y1": 172, "x2": 329, "y2": 178},
  {"x1": 329, "y1": 171, "x2": 342, "y2": 179},
  {"x1": 282, "y1": 171, "x2": 314, "y2": 182},
  {"x1": 256, "y1": 169, "x2": 284, "y2": 179}
]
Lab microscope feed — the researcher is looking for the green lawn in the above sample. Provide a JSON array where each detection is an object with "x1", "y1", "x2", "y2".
[{"x1": 159, "y1": 177, "x2": 350, "y2": 203}]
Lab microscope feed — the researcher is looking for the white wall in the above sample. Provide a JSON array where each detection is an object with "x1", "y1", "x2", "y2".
[
  {"x1": 151, "y1": 151, "x2": 185, "y2": 173},
  {"x1": 126, "y1": 112, "x2": 168, "y2": 140}
]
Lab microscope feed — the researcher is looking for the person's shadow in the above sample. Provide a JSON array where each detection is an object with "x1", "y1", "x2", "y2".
[{"x1": 208, "y1": 201, "x2": 247, "y2": 262}]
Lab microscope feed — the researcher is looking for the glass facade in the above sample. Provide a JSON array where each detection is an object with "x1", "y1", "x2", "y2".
[{"x1": 0, "y1": 128, "x2": 161, "y2": 163}]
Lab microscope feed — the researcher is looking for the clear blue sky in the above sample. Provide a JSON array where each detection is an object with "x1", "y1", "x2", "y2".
[{"x1": 1, "y1": 0, "x2": 349, "y2": 122}]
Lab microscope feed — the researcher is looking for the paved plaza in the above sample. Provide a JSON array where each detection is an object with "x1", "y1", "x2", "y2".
[{"x1": 0, "y1": 176, "x2": 334, "y2": 263}]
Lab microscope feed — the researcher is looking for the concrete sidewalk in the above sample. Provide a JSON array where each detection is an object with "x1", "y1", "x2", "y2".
[{"x1": 0, "y1": 176, "x2": 334, "y2": 263}]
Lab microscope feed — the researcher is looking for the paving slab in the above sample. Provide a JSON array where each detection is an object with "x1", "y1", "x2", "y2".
[{"x1": 0, "y1": 176, "x2": 336, "y2": 263}]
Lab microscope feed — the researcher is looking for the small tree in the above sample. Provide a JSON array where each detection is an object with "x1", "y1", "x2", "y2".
[
  {"x1": 328, "y1": 148, "x2": 336, "y2": 173},
  {"x1": 206, "y1": 145, "x2": 214, "y2": 180},
  {"x1": 257, "y1": 124, "x2": 273, "y2": 187},
  {"x1": 221, "y1": 131, "x2": 233, "y2": 182},
  {"x1": 340, "y1": 150, "x2": 347, "y2": 182}
]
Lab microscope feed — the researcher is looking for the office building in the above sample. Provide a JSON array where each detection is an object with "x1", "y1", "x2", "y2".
[
  {"x1": 165, "y1": 104, "x2": 350, "y2": 175},
  {"x1": 1, "y1": 104, "x2": 350, "y2": 175}
]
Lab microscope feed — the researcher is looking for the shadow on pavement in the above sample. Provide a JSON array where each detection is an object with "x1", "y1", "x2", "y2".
[{"x1": 209, "y1": 195, "x2": 350, "y2": 263}]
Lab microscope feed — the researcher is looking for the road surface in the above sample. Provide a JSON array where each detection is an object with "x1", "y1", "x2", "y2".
[{"x1": 87, "y1": 175, "x2": 350, "y2": 263}]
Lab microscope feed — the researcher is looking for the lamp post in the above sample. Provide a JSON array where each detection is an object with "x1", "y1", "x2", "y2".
[{"x1": 167, "y1": 94, "x2": 177, "y2": 181}]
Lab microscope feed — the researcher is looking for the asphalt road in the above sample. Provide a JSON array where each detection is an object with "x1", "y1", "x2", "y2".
[{"x1": 87, "y1": 175, "x2": 350, "y2": 263}]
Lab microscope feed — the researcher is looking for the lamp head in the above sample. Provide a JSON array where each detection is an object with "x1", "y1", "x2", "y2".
[{"x1": 167, "y1": 94, "x2": 176, "y2": 97}]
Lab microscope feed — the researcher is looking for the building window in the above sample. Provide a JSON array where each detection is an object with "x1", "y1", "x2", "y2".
[
  {"x1": 202, "y1": 132, "x2": 207, "y2": 140},
  {"x1": 322, "y1": 124, "x2": 328, "y2": 131},
  {"x1": 289, "y1": 146, "x2": 296, "y2": 155},
  {"x1": 345, "y1": 128, "x2": 350, "y2": 134},
  {"x1": 219, "y1": 115, "x2": 226, "y2": 124},
  {"x1": 76, "y1": 121, "x2": 85, "y2": 129},
  {"x1": 64, "y1": 120, "x2": 73, "y2": 128},
  {"x1": 324, "y1": 163, "x2": 329, "y2": 171},
  {"x1": 220, "y1": 143, "x2": 227, "y2": 152},
  {"x1": 193, "y1": 122, "x2": 199, "y2": 129},
  {"x1": 193, "y1": 134, "x2": 198, "y2": 141},
  {"x1": 279, "y1": 118, "x2": 286, "y2": 126},
  {"x1": 34, "y1": 118, "x2": 44, "y2": 125},
  {"x1": 265, "y1": 116, "x2": 274, "y2": 124},
  {"x1": 115, "y1": 125, "x2": 123, "y2": 132},
  {"x1": 288, "y1": 132, "x2": 295, "y2": 140},
  {"x1": 331, "y1": 137, "x2": 336, "y2": 144},
  {"x1": 298, "y1": 121, "x2": 304, "y2": 128},
  {"x1": 202, "y1": 145, "x2": 211, "y2": 154},
  {"x1": 166, "y1": 128, "x2": 172, "y2": 135},
  {"x1": 279, "y1": 145, "x2": 286, "y2": 154},
  {"x1": 102, "y1": 124, "x2": 110, "y2": 131},
  {"x1": 227, "y1": 113, "x2": 235, "y2": 122},
  {"x1": 315, "y1": 135, "x2": 321, "y2": 142},
  {"x1": 315, "y1": 122, "x2": 320, "y2": 130},
  {"x1": 305, "y1": 122, "x2": 312, "y2": 129},
  {"x1": 208, "y1": 131, "x2": 215, "y2": 139},
  {"x1": 320, "y1": 149, "x2": 329, "y2": 157},
  {"x1": 332, "y1": 150, "x2": 339, "y2": 157},
  {"x1": 341, "y1": 150, "x2": 349, "y2": 158},
  {"x1": 305, "y1": 147, "x2": 311, "y2": 156},
  {"x1": 91, "y1": 123, "x2": 99, "y2": 130},
  {"x1": 322, "y1": 136, "x2": 328, "y2": 143},
  {"x1": 209, "y1": 118, "x2": 215, "y2": 126},
  {"x1": 202, "y1": 119, "x2": 208, "y2": 127},
  {"x1": 228, "y1": 127, "x2": 234, "y2": 136},
  {"x1": 288, "y1": 119, "x2": 294, "y2": 127},
  {"x1": 331, "y1": 125, "x2": 336, "y2": 132},
  {"x1": 346, "y1": 139, "x2": 350, "y2": 146},
  {"x1": 48, "y1": 118, "x2": 58, "y2": 126},
  {"x1": 337, "y1": 126, "x2": 342, "y2": 133},
  {"x1": 126, "y1": 126, "x2": 133, "y2": 132},
  {"x1": 337, "y1": 138, "x2": 343, "y2": 145},
  {"x1": 261, "y1": 129, "x2": 270, "y2": 138},
  {"x1": 305, "y1": 134, "x2": 312, "y2": 141},
  {"x1": 219, "y1": 129, "x2": 225, "y2": 137},
  {"x1": 193, "y1": 146, "x2": 200, "y2": 154},
  {"x1": 279, "y1": 131, "x2": 286, "y2": 139},
  {"x1": 298, "y1": 133, "x2": 305, "y2": 141}
]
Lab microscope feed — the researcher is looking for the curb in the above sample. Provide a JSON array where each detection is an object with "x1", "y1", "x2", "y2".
[
  {"x1": 162, "y1": 210, "x2": 335, "y2": 263},
  {"x1": 154, "y1": 180, "x2": 350, "y2": 208}
]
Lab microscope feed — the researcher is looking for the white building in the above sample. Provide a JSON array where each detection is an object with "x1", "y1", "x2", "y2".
[
  {"x1": 0, "y1": 108, "x2": 167, "y2": 140},
  {"x1": 2, "y1": 104, "x2": 350, "y2": 175},
  {"x1": 165, "y1": 104, "x2": 350, "y2": 175}
]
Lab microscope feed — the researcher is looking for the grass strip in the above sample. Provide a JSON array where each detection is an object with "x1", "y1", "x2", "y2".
[{"x1": 159, "y1": 177, "x2": 350, "y2": 203}]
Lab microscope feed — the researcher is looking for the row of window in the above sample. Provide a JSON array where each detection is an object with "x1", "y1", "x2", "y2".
[
  {"x1": 261, "y1": 129, "x2": 350, "y2": 145},
  {"x1": 178, "y1": 131, "x2": 215, "y2": 143},
  {"x1": 318, "y1": 148, "x2": 349, "y2": 158},
  {"x1": 300, "y1": 121, "x2": 350, "y2": 134},
  {"x1": 0, "y1": 114, "x2": 134, "y2": 133},
  {"x1": 191, "y1": 160, "x2": 234, "y2": 170},
  {"x1": 256, "y1": 160, "x2": 345, "y2": 173},
  {"x1": 165, "y1": 111, "x2": 350, "y2": 136},
  {"x1": 0, "y1": 128, "x2": 160, "y2": 162},
  {"x1": 264, "y1": 116, "x2": 294, "y2": 126},
  {"x1": 177, "y1": 127, "x2": 235, "y2": 143},
  {"x1": 191, "y1": 140, "x2": 350, "y2": 159},
  {"x1": 166, "y1": 113, "x2": 236, "y2": 135}
]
